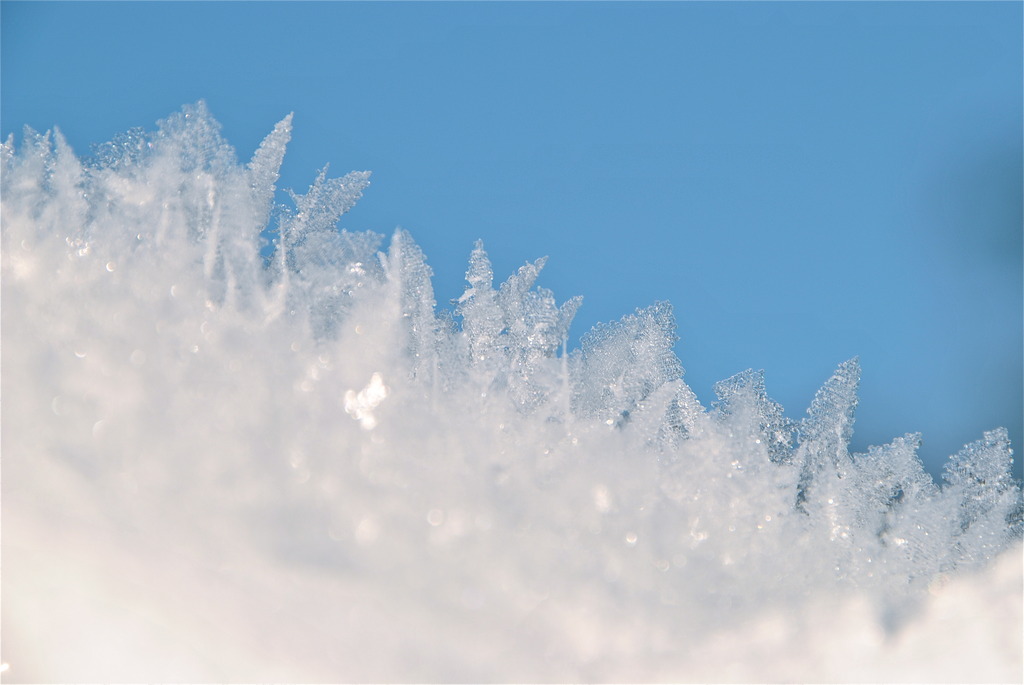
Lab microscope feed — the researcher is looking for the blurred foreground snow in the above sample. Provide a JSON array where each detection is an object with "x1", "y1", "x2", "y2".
[{"x1": 2, "y1": 103, "x2": 1021, "y2": 682}]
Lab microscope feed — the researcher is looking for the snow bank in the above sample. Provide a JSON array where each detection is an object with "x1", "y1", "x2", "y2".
[{"x1": 2, "y1": 103, "x2": 1021, "y2": 682}]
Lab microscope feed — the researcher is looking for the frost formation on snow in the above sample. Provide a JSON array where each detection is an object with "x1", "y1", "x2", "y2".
[{"x1": 2, "y1": 102, "x2": 1021, "y2": 681}]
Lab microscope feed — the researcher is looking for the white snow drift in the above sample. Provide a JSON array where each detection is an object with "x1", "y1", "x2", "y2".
[{"x1": 2, "y1": 103, "x2": 1021, "y2": 682}]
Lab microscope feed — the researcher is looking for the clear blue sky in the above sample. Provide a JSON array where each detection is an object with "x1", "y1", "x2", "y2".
[{"x1": 3, "y1": 1, "x2": 1021, "y2": 479}]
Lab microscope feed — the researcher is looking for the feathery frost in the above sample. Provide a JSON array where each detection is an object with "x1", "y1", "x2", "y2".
[{"x1": 2, "y1": 103, "x2": 1021, "y2": 681}]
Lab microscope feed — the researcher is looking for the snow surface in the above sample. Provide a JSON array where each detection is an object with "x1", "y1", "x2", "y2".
[{"x1": 2, "y1": 102, "x2": 1022, "y2": 682}]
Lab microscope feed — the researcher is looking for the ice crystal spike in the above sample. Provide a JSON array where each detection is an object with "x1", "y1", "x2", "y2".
[
  {"x1": 790, "y1": 358, "x2": 861, "y2": 514},
  {"x1": 247, "y1": 112, "x2": 292, "y2": 232},
  {"x1": 457, "y1": 241, "x2": 504, "y2": 370},
  {"x1": 285, "y1": 166, "x2": 370, "y2": 244},
  {"x1": 843, "y1": 433, "x2": 950, "y2": 580},
  {"x1": 88, "y1": 126, "x2": 148, "y2": 170},
  {"x1": 453, "y1": 242, "x2": 584, "y2": 411},
  {"x1": 154, "y1": 100, "x2": 236, "y2": 175},
  {"x1": 712, "y1": 369, "x2": 794, "y2": 463},
  {"x1": 943, "y1": 428, "x2": 1022, "y2": 562},
  {"x1": 571, "y1": 301, "x2": 682, "y2": 425},
  {"x1": 2, "y1": 104, "x2": 1021, "y2": 682},
  {"x1": 1, "y1": 132, "x2": 15, "y2": 173},
  {"x1": 386, "y1": 228, "x2": 438, "y2": 380},
  {"x1": 801, "y1": 356, "x2": 861, "y2": 464}
]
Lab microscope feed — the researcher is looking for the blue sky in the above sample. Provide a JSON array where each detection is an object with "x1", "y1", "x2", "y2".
[{"x1": 3, "y1": 1, "x2": 1021, "y2": 479}]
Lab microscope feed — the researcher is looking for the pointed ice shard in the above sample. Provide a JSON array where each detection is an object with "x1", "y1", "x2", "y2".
[
  {"x1": 497, "y1": 256, "x2": 548, "y2": 336},
  {"x1": 247, "y1": 112, "x2": 292, "y2": 233},
  {"x1": 457, "y1": 241, "x2": 508, "y2": 380},
  {"x1": 153, "y1": 100, "x2": 236, "y2": 174},
  {"x1": 386, "y1": 228, "x2": 438, "y2": 380},
  {"x1": 943, "y1": 428, "x2": 1023, "y2": 563},
  {"x1": 792, "y1": 358, "x2": 861, "y2": 513},
  {"x1": 799, "y1": 357, "x2": 860, "y2": 466},
  {"x1": 1, "y1": 132, "x2": 16, "y2": 174},
  {"x1": 713, "y1": 369, "x2": 794, "y2": 463},
  {"x1": 571, "y1": 301, "x2": 683, "y2": 426},
  {"x1": 847, "y1": 434, "x2": 940, "y2": 555},
  {"x1": 464, "y1": 239, "x2": 495, "y2": 295},
  {"x1": 285, "y1": 166, "x2": 370, "y2": 244}
]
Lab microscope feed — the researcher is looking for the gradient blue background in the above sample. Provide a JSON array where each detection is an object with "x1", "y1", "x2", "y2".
[{"x1": 3, "y1": 1, "x2": 1021, "y2": 479}]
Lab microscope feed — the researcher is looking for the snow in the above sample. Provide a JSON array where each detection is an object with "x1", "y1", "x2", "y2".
[{"x1": 2, "y1": 102, "x2": 1021, "y2": 682}]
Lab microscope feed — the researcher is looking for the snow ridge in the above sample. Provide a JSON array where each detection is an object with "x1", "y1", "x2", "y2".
[{"x1": 2, "y1": 103, "x2": 1021, "y2": 681}]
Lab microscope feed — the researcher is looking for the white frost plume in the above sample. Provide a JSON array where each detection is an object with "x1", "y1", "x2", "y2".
[{"x1": 2, "y1": 102, "x2": 1021, "y2": 682}]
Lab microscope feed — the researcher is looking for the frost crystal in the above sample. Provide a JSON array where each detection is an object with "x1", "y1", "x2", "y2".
[{"x1": 2, "y1": 103, "x2": 1020, "y2": 682}]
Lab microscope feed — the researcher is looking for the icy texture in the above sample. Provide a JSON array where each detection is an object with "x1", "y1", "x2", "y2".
[{"x1": 2, "y1": 103, "x2": 1021, "y2": 682}]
